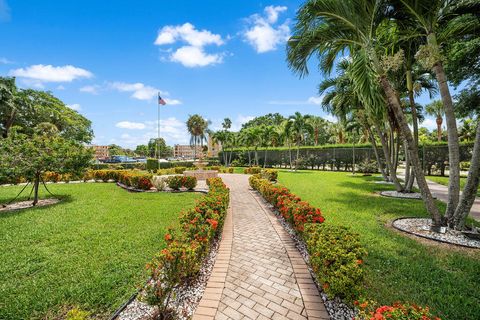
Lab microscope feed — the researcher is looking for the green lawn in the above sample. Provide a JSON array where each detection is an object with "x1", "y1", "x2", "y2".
[
  {"x1": 427, "y1": 175, "x2": 480, "y2": 197},
  {"x1": 0, "y1": 183, "x2": 200, "y2": 320},
  {"x1": 278, "y1": 171, "x2": 480, "y2": 320}
]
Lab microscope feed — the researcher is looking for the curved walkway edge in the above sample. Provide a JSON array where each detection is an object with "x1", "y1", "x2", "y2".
[{"x1": 193, "y1": 174, "x2": 329, "y2": 320}]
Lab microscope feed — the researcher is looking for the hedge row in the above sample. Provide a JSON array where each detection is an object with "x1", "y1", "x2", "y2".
[
  {"x1": 249, "y1": 175, "x2": 366, "y2": 303},
  {"x1": 144, "y1": 178, "x2": 230, "y2": 317},
  {"x1": 90, "y1": 162, "x2": 146, "y2": 170},
  {"x1": 85, "y1": 170, "x2": 153, "y2": 190},
  {"x1": 165, "y1": 176, "x2": 197, "y2": 190},
  {"x1": 243, "y1": 167, "x2": 278, "y2": 181},
  {"x1": 146, "y1": 159, "x2": 222, "y2": 171}
]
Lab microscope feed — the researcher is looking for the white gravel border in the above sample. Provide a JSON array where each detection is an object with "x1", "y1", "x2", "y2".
[
  {"x1": 380, "y1": 190, "x2": 436, "y2": 200},
  {"x1": 392, "y1": 218, "x2": 480, "y2": 249}
]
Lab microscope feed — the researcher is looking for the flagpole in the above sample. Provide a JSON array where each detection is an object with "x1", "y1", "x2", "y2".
[{"x1": 157, "y1": 92, "x2": 160, "y2": 161}]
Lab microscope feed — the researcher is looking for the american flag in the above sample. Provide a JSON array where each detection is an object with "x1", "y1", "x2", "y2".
[{"x1": 158, "y1": 94, "x2": 166, "y2": 105}]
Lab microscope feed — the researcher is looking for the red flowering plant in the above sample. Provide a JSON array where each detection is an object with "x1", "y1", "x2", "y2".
[
  {"x1": 354, "y1": 300, "x2": 441, "y2": 320},
  {"x1": 145, "y1": 177, "x2": 230, "y2": 318}
]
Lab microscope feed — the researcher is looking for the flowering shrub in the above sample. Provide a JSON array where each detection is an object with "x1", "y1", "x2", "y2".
[
  {"x1": 354, "y1": 300, "x2": 441, "y2": 320},
  {"x1": 244, "y1": 166, "x2": 262, "y2": 174},
  {"x1": 174, "y1": 166, "x2": 187, "y2": 174},
  {"x1": 261, "y1": 169, "x2": 278, "y2": 181},
  {"x1": 145, "y1": 177, "x2": 229, "y2": 317},
  {"x1": 249, "y1": 175, "x2": 324, "y2": 234},
  {"x1": 117, "y1": 171, "x2": 153, "y2": 190},
  {"x1": 166, "y1": 175, "x2": 197, "y2": 190},
  {"x1": 42, "y1": 171, "x2": 61, "y2": 183},
  {"x1": 304, "y1": 224, "x2": 366, "y2": 303}
]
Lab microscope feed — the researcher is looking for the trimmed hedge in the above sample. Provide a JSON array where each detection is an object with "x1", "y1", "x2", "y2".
[
  {"x1": 166, "y1": 176, "x2": 197, "y2": 190},
  {"x1": 305, "y1": 224, "x2": 366, "y2": 303},
  {"x1": 145, "y1": 178, "x2": 230, "y2": 317},
  {"x1": 90, "y1": 162, "x2": 146, "y2": 170},
  {"x1": 249, "y1": 175, "x2": 367, "y2": 303},
  {"x1": 88, "y1": 169, "x2": 153, "y2": 190}
]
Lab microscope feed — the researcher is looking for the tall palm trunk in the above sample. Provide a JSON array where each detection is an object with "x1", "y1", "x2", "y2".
[
  {"x1": 379, "y1": 75, "x2": 442, "y2": 227},
  {"x1": 453, "y1": 121, "x2": 480, "y2": 229},
  {"x1": 264, "y1": 147, "x2": 268, "y2": 168},
  {"x1": 428, "y1": 34, "x2": 461, "y2": 223},
  {"x1": 368, "y1": 127, "x2": 388, "y2": 181},
  {"x1": 436, "y1": 117, "x2": 442, "y2": 142},
  {"x1": 406, "y1": 80, "x2": 418, "y2": 191},
  {"x1": 376, "y1": 126, "x2": 403, "y2": 191},
  {"x1": 296, "y1": 141, "x2": 301, "y2": 171}
]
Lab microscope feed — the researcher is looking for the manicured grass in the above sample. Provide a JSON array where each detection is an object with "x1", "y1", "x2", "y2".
[
  {"x1": 278, "y1": 171, "x2": 480, "y2": 320},
  {"x1": 0, "y1": 183, "x2": 201, "y2": 320},
  {"x1": 427, "y1": 175, "x2": 480, "y2": 197}
]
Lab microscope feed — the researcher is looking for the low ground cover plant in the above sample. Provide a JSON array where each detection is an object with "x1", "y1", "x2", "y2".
[{"x1": 145, "y1": 177, "x2": 229, "y2": 318}]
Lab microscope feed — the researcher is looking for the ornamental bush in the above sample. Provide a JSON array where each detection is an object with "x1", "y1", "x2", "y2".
[
  {"x1": 244, "y1": 166, "x2": 262, "y2": 174},
  {"x1": 355, "y1": 301, "x2": 441, "y2": 320},
  {"x1": 249, "y1": 175, "x2": 324, "y2": 234},
  {"x1": 304, "y1": 224, "x2": 366, "y2": 303},
  {"x1": 261, "y1": 169, "x2": 278, "y2": 181},
  {"x1": 182, "y1": 176, "x2": 197, "y2": 190},
  {"x1": 166, "y1": 175, "x2": 197, "y2": 190},
  {"x1": 145, "y1": 177, "x2": 229, "y2": 317}
]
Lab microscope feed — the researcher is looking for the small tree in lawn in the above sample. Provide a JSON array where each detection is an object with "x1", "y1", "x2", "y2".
[{"x1": 0, "y1": 123, "x2": 93, "y2": 205}]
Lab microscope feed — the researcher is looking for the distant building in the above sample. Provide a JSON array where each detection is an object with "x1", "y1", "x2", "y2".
[
  {"x1": 90, "y1": 145, "x2": 109, "y2": 160},
  {"x1": 173, "y1": 144, "x2": 203, "y2": 159},
  {"x1": 207, "y1": 135, "x2": 222, "y2": 158}
]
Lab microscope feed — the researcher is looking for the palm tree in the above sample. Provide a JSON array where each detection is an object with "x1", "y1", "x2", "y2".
[
  {"x1": 286, "y1": 112, "x2": 313, "y2": 170},
  {"x1": 425, "y1": 100, "x2": 444, "y2": 142},
  {"x1": 287, "y1": 0, "x2": 441, "y2": 226},
  {"x1": 211, "y1": 130, "x2": 227, "y2": 164},
  {"x1": 240, "y1": 128, "x2": 257, "y2": 166},
  {"x1": 261, "y1": 125, "x2": 278, "y2": 168},
  {"x1": 308, "y1": 116, "x2": 327, "y2": 146},
  {"x1": 186, "y1": 114, "x2": 208, "y2": 160},
  {"x1": 398, "y1": 0, "x2": 480, "y2": 218}
]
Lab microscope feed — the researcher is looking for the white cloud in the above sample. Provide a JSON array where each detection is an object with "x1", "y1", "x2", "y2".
[
  {"x1": 324, "y1": 114, "x2": 337, "y2": 123},
  {"x1": 155, "y1": 22, "x2": 224, "y2": 47},
  {"x1": 210, "y1": 115, "x2": 255, "y2": 132},
  {"x1": 170, "y1": 46, "x2": 223, "y2": 67},
  {"x1": 265, "y1": 5, "x2": 287, "y2": 24},
  {"x1": 0, "y1": 57, "x2": 12, "y2": 64},
  {"x1": 268, "y1": 96, "x2": 324, "y2": 105},
  {"x1": 109, "y1": 81, "x2": 181, "y2": 104},
  {"x1": 154, "y1": 22, "x2": 225, "y2": 67},
  {"x1": 164, "y1": 98, "x2": 182, "y2": 105},
  {"x1": 56, "y1": 85, "x2": 65, "y2": 90},
  {"x1": 9, "y1": 64, "x2": 93, "y2": 83},
  {"x1": 243, "y1": 6, "x2": 290, "y2": 53},
  {"x1": 421, "y1": 118, "x2": 438, "y2": 131},
  {"x1": 116, "y1": 121, "x2": 146, "y2": 130},
  {"x1": 110, "y1": 82, "x2": 159, "y2": 101},
  {"x1": 80, "y1": 84, "x2": 100, "y2": 94},
  {"x1": 66, "y1": 103, "x2": 81, "y2": 111},
  {"x1": 0, "y1": 0, "x2": 10, "y2": 22}
]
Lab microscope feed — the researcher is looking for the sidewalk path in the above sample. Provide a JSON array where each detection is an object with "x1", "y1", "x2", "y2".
[
  {"x1": 398, "y1": 172, "x2": 480, "y2": 221},
  {"x1": 193, "y1": 174, "x2": 329, "y2": 320}
]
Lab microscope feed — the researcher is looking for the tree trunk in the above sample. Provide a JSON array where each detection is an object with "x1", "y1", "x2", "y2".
[
  {"x1": 295, "y1": 142, "x2": 300, "y2": 171},
  {"x1": 33, "y1": 173, "x2": 40, "y2": 206},
  {"x1": 436, "y1": 118, "x2": 442, "y2": 142},
  {"x1": 452, "y1": 121, "x2": 480, "y2": 230},
  {"x1": 352, "y1": 137, "x2": 356, "y2": 175},
  {"x1": 379, "y1": 75, "x2": 442, "y2": 227},
  {"x1": 368, "y1": 127, "x2": 388, "y2": 181},
  {"x1": 288, "y1": 142, "x2": 293, "y2": 169},
  {"x1": 404, "y1": 143, "x2": 411, "y2": 191},
  {"x1": 315, "y1": 129, "x2": 318, "y2": 146},
  {"x1": 376, "y1": 126, "x2": 403, "y2": 191},
  {"x1": 248, "y1": 149, "x2": 251, "y2": 166},
  {"x1": 432, "y1": 58, "x2": 460, "y2": 223},
  {"x1": 264, "y1": 148, "x2": 268, "y2": 168}
]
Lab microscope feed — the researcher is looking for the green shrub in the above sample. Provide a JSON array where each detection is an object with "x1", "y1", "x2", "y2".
[
  {"x1": 174, "y1": 166, "x2": 187, "y2": 174},
  {"x1": 261, "y1": 169, "x2": 278, "y2": 181},
  {"x1": 304, "y1": 224, "x2": 366, "y2": 303},
  {"x1": 357, "y1": 160, "x2": 378, "y2": 174},
  {"x1": 166, "y1": 176, "x2": 183, "y2": 190},
  {"x1": 244, "y1": 166, "x2": 261, "y2": 174},
  {"x1": 182, "y1": 176, "x2": 197, "y2": 190},
  {"x1": 146, "y1": 158, "x2": 159, "y2": 171}
]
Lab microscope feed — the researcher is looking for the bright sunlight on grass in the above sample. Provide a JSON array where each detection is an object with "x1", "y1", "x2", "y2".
[
  {"x1": 427, "y1": 175, "x2": 480, "y2": 197},
  {"x1": 278, "y1": 170, "x2": 480, "y2": 320},
  {"x1": 0, "y1": 183, "x2": 201, "y2": 320}
]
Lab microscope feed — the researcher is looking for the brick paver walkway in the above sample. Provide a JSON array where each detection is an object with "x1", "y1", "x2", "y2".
[{"x1": 194, "y1": 174, "x2": 329, "y2": 320}]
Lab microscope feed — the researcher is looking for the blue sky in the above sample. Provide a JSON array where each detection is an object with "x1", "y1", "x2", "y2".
[{"x1": 0, "y1": 0, "x2": 441, "y2": 148}]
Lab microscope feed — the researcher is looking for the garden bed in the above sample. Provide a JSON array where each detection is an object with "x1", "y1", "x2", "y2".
[
  {"x1": 392, "y1": 218, "x2": 480, "y2": 249},
  {"x1": 0, "y1": 198, "x2": 60, "y2": 212}
]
